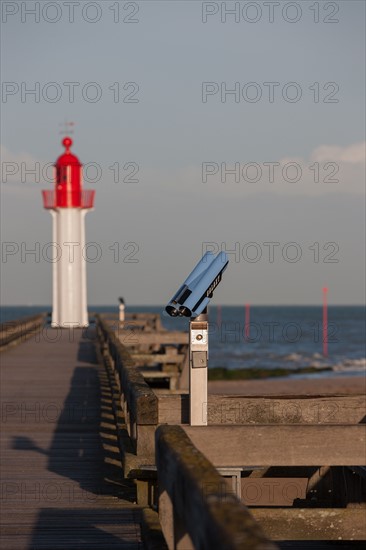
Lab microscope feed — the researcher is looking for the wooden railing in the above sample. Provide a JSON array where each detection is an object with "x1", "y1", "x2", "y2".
[
  {"x1": 95, "y1": 313, "x2": 366, "y2": 546},
  {"x1": 96, "y1": 314, "x2": 158, "y2": 428},
  {"x1": 0, "y1": 313, "x2": 48, "y2": 349},
  {"x1": 97, "y1": 313, "x2": 189, "y2": 391},
  {"x1": 99, "y1": 311, "x2": 164, "y2": 332},
  {"x1": 155, "y1": 425, "x2": 278, "y2": 550}
]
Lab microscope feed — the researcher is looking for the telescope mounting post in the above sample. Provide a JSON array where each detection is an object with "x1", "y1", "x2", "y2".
[{"x1": 189, "y1": 307, "x2": 208, "y2": 426}]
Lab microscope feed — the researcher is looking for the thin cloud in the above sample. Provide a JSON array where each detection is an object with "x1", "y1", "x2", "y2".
[
  {"x1": 192, "y1": 142, "x2": 366, "y2": 197},
  {"x1": 310, "y1": 142, "x2": 365, "y2": 164}
]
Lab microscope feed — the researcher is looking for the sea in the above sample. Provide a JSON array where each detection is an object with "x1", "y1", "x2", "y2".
[{"x1": 1, "y1": 305, "x2": 365, "y2": 380}]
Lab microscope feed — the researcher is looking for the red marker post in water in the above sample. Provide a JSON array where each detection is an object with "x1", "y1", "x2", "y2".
[
  {"x1": 323, "y1": 287, "x2": 328, "y2": 357},
  {"x1": 217, "y1": 305, "x2": 222, "y2": 328},
  {"x1": 245, "y1": 303, "x2": 250, "y2": 341}
]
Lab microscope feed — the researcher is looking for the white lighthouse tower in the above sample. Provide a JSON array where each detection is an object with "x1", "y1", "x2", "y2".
[{"x1": 42, "y1": 137, "x2": 95, "y2": 328}]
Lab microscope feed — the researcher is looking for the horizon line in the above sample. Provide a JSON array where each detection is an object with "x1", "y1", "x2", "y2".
[{"x1": 1, "y1": 304, "x2": 365, "y2": 308}]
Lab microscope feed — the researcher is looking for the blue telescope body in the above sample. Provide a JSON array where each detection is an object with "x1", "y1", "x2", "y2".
[{"x1": 165, "y1": 251, "x2": 229, "y2": 318}]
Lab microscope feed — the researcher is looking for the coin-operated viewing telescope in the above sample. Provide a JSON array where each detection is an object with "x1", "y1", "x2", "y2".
[
  {"x1": 165, "y1": 252, "x2": 229, "y2": 425},
  {"x1": 165, "y1": 251, "x2": 229, "y2": 319}
]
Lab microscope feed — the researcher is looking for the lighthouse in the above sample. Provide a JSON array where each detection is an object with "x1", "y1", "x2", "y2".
[{"x1": 42, "y1": 137, "x2": 95, "y2": 328}]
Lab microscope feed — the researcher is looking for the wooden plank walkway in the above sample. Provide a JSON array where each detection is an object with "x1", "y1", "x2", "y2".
[{"x1": 0, "y1": 326, "x2": 144, "y2": 549}]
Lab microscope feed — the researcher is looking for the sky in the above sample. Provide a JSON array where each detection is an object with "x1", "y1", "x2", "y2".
[{"x1": 1, "y1": 0, "x2": 365, "y2": 306}]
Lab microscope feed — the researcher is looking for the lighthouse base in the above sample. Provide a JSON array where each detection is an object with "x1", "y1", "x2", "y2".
[
  {"x1": 51, "y1": 322, "x2": 89, "y2": 329},
  {"x1": 51, "y1": 208, "x2": 90, "y2": 329}
]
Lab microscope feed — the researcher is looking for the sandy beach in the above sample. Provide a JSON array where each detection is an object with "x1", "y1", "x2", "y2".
[{"x1": 208, "y1": 375, "x2": 366, "y2": 396}]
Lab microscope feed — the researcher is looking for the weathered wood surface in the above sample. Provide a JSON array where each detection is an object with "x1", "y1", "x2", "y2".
[
  {"x1": 155, "y1": 425, "x2": 277, "y2": 550},
  {"x1": 0, "y1": 313, "x2": 47, "y2": 349},
  {"x1": 157, "y1": 393, "x2": 366, "y2": 425},
  {"x1": 96, "y1": 340, "x2": 156, "y2": 483},
  {"x1": 0, "y1": 327, "x2": 143, "y2": 549},
  {"x1": 240, "y1": 477, "x2": 308, "y2": 506},
  {"x1": 140, "y1": 370, "x2": 178, "y2": 379},
  {"x1": 96, "y1": 315, "x2": 159, "y2": 477},
  {"x1": 97, "y1": 315, "x2": 158, "y2": 426},
  {"x1": 100, "y1": 312, "x2": 163, "y2": 331},
  {"x1": 118, "y1": 354, "x2": 159, "y2": 427},
  {"x1": 140, "y1": 507, "x2": 169, "y2": 550},
  {"x1": 132, "y1": 353, "x2": 185, "y2": 365},
  {"x1": 251, "y1": 508, "x2": 366, "y2": 540},
  {"x1": 183, "y1": 425, "x2": 366, "y2": 466},
  {"x1": 101, "y1": 312, "x2": 161, "y2": 320},
  {"x1": 116, "y1": 331, "x2": 188, "y2": 346}
]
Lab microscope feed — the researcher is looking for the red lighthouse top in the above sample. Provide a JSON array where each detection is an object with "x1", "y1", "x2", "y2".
[
  {"x1": 56, "y1": 137, "x2": 81, "y2": 168},
  {"x1": 42, "y1": 137, "x2": 95, "y2": 209}
]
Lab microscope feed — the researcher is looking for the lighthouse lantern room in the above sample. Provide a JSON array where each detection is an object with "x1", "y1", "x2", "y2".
[{"x1": 42, "y1": 137, "x2": 95, "y2": 328}]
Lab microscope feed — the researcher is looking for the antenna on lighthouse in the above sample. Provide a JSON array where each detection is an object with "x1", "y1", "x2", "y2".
[{"x1": 59, "y1": 119, "x2": 75, "y2": 135}]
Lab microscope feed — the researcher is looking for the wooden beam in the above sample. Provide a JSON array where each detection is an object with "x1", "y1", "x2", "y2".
[
  {"x1": 158, "y1": 394, "x2": 189, "y2": 424},
  {"x1": 132, "y1": 353, "x2": 185, "y2": 364},
  {"x1": 157, "y1": 394, "x2": 366, "y2": 425},
  {"x1": 183, "y1": 425, "x2": 366, "y2": 466},
  {"x1": 206, "y1": 394, "x2": 366, "y2": 425},
  {"x1": 117, "y1": 332, "x2": 189, "y2": 346},
  {"x1": 140, "y1": 370, "x2": 178, "y2": 379}
]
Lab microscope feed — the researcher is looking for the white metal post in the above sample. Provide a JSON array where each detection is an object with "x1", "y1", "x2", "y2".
[
  {"x1": 119, "y1": 303, "x2": 125, "y2": 323},
  {"x1": 189, "y1": 309, "x2": 208, "y2": 426}
]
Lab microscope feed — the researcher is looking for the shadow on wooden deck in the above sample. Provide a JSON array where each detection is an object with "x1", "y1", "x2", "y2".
[
  {"x1": 28, "y1": 508, "x2": 143, "y2": 549},
  {"x1": 2, "y1": 328, "x2": 142, "y2": 549}
]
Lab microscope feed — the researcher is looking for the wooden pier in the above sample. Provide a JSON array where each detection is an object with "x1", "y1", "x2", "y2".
[
  {"x1": 0, "y1": 318, "x2": 144, "y2": 549},
  {"x1": 1, "y1": 313, "x2": 365, "y2": 549}
]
